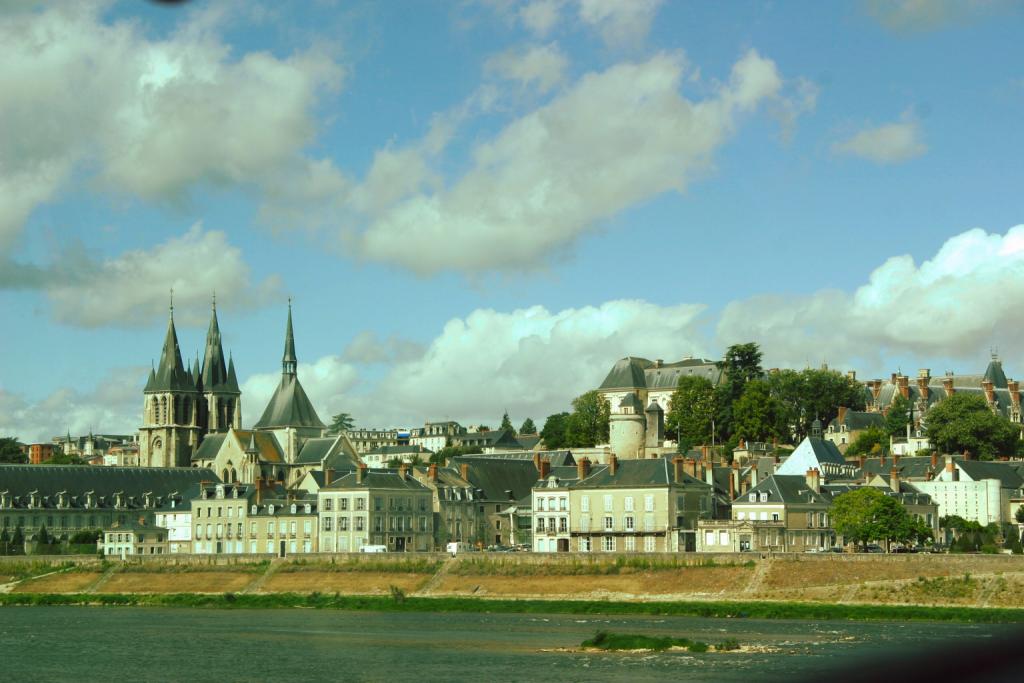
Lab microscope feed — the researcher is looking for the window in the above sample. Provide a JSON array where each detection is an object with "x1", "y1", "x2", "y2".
[
  {"x1": 737, "y1": 511, "x2": 746, "y2": 520},
  {"x1": 216, "y1": 523, "x2": 223, "y2": 538},
  {"x1": 289, "y1": 521, "x2": 297, "y2": 536},
  {"x1": 760, "y1": 493, "x2": 769, "y2": 503},
  {"x1": 705, "y1": 531, "x2": 715, "y2": 546},
  {"x1": 536, "y1": 517, "x2": 545, "y2": 532},
  {"x1": 374, "y1": 497, "x2": 383, "y2": 511},
  {"x1": 759, "y1": 511, "x2": 767, "y2": 521},
  {"x1": 624, "y1": 536, "x2": 636, "y2": 552},
  {"x1": 420, "y1": 516, "x2": 427, "y2": 532},
  {"x1": 749, "y1": 493, "x2": 757, "y2": 502},
  {"x1": 266, "y1": 521, "x2": 274, "y2": 536},
  {"x1": 250, "y1": 505, "x2": 257, "y2": 515},
  {"x1": 579, "y1": 537, "x2": 591, "y2": 552},
  {"x1": 580, "y1": 516, "x2": 590, "y2": 532},
  {"x1": 559, "y1": 497, "x2": 567, "y2": 511},
  {"x1": 624, "y1": 496, "x2": 634, "y2": 512},
  {"x1": 227, "y1": 507, "x2": 233, "y2": 518},
  {"x1": 546, "y1": 518, "x2": 555, "y2": 533},
  {"x1": 339, "y1": 517, "x2": 349, "y2": 531},
  {"x1": 644, "y1": 495, "x2": 654, "y2": 512},
  {"x1": 644, "y1": 536, "x2": 656, "y2": 552},
  {"x1": 602, "y1": 536, "x2": 615, "y2": 552},
  {"x1": 558, "y1": 517, "x2": 567, "y2": 533},
  {"x1": 278, "y1": 521, "x2": 287, "y2": 534},
  {"x1": 718, "y1": 531, "x2": 729, "y2": 546},
  {"x1": 324, "y1": 498, "x2": 333, "y2": 512},
  {"x1": 603, "y1": 495, "x2": 613, "y2": 512},
  {"x1": 581, "y1": 495, "x2": 590, "y2": 512},
  {"x1": 250, "y1": 522, "x2": 257, "y2": 536},
  {"x1": 340, "y1": 498, "x2": 349, "y2": 511},
  {"x1": 604, "y1": 516, "x2": 614, "y2": 531},
  {"x1": 771, "y1": 512, "x2": 780, "y2": 522},
  {"x1": 624, "y1": 515, "x2": 634, "y2": 530},
  {"x1": 356, "y1": 498, "x2": 365, "y2": 511},
  {"x1": 323, "y1": 517, "x2": 333, "y2": 531}
]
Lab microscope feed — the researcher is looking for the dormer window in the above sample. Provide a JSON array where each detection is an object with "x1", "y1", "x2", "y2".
[
  {"x1": 304, "y1": 504, "x2": 311, "y2": 514},
  {"x1": 290, "y1": 504, "x2": 297, "y2": 514},
  {"x1": 268, "y1": 504, "x2": 275, "y2": 514},
  {"x1": 251, "y1": 504, "x2": 257, "y2": 515},
  {"x1": 759, "y1": 493, "x2": 769, "y2": 502},
  {"x1": 748, "y1": 493, "x2": 757, "y2": 503}
]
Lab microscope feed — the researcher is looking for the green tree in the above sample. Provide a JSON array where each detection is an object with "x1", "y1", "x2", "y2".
[
  {"x1": 430, "y1": 445, "x2": 482, "y2": 465},
  {"x1": 714, "y1": 342, "x2": 763, "y2": 439},
  {"x1": 731, "y1": 381, "x2": 786, "y2": 443},
  {"x1": 844, "y1": 426, "x2": 888, "y2": 457},
  {"x1": 519, "y1": 418, "x2": 537, "y2": 435},
  {"x1": 476, "y1": 425, "x2": 492, "y2": 433},
  {"x1": 540, "y1": 413, "x2": 571, "y2": 449},
  {"x1": 385, "y1": 457, "x2": 404, "y2": 469},
  {"x1": 665, "y1": 376, "x2": 716, "y2": 452},
  {"x1": 884, "y1": 394, "x2": 914, "y2": 438},
  {"x1": 768, "y1": 368, "x2": 867, "y2": 441},
  {"x1": 1004, "y1": 524, "x2": 1023, "y2": 554},
  {"x1": 0, "y1": 527, "x2": 9, "y2": 555},
  {"x1": 328, "y1": 413, "x2": 355, "y2": 434},
  {"x1": 499, "y1": 412, "x2": 514, "y2": 434},
  {"x1": 0, "y1": 437, "x2": 26, "y2": 464},
  {"x1": 566, "y1": 391, "x2": 611, "y2": 448},
  {"x1": 1016, "y1": 507, "x2": 1024, "y2": 524},
  {"x1": 36, "y1": 524, "x2": 50, "y2": 545},
  {"x1": 830, "y1": 488, "x2": 910, "y2": 551},
  {"x1": 925, "y1": 393, "x2": 1020, "y2": 459},
  {"x1": 10, "y1": 526, "x2": 25, "y2": 555},
  {"x1": 46, "y1": 451, "x2": 87, "y2": 465}
]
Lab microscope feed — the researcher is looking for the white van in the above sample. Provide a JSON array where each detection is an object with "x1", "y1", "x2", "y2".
[{"x1": 360, "y1": 544, "x2": 388, "y2": 553}]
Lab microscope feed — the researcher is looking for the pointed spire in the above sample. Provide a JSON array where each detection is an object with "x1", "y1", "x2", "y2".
[
  {"x1": 226, "y1": 352, "x2": 240, "y2": 392},
  {"x1": 283, "y1": 298, "x2": 297, "y2": 376},
  {"x1": 202, "y1": 294, "x2": 228, "y2": 389}
]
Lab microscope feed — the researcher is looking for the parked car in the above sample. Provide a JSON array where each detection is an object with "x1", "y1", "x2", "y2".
[
  {"x1": 863, "y1": 544, "x2": 885, "y2": 553},
  {"x1": 360, "y1": 544, "x2": 388, "y2": 553}
]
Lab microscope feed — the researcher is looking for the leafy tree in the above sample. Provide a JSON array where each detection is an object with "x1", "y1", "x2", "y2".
[
  {"x1": 925, "y1": 393, "x2": 1020, "y2": 459},
  {"x1": 45, "y1": 451, "x2": 87, "y2": 465},
  {"x1": 499, "y1": 412, "x2": 514, "y2": 434},
  {"x1": 665, "y1": 376, "x2": 716, "y2": 451},
  {"x1": 884, "y1": 395, "x2": 914, "y2": 438},
  {"x1": 36, "y1": 524, "x2": 50, "y2": 545},
  {"x1": 10, "y1": 526, "x2": 24, "y2": 555},
  {"x1": 0, "y1": 437, "x2": 26, "y2": 464},
  {"x1": 844, "y1": 426, "x2": 888, "y2": 457},
  {"x1": 385, "y1": 457, "x2": 404, "y2": 469},
  {"x1": 328, "y1": 413, "x2": 355, "y2": 434},
  {"x1": 768, "y1": 368, "x2": 867, "y2": 441},
  {"x1": 0, "y1": 527, "x2": 9, "y2": 555},
  {"x1": 430, "y1": 445, "x2": 481, "y2": 465},
  {"x1": 1004, "y1": 524, "x2": 1023, "y2": 555},
  {"x1": 476, "y1": 425, "x2": 492, "y2": 433},
  {"x1": 714, "y1": 342, "x2": 763, "y2": 439},
  {"x1": 540, "y1": 413, "x2": 571, "y2": 449},
  {"x1": 731, "y1": 381, "x2": 787, "y2": 443},
  {"x1": 565, "y1": 390, "x2": 611, "y2": 448},
  {"x1": 1016, "y1": 507, "x2": 1024, "y2": 524},
  {"x1": 830, "y1": 488, "x2": 910, "y2": 551},
  {"x1": 69, "y1": 529, "x2": 101, "y2": 545},
  {"x1": 519, "y1": 418, "x2": 537, "y2": 435}
]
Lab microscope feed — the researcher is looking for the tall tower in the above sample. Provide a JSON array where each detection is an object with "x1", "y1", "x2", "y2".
[
  {"x1": 140, "y1": 303, "x2": 201, "y2": 467},
  {"x1": 198, "y1": 298, "x2": 242, "y2": 435}
]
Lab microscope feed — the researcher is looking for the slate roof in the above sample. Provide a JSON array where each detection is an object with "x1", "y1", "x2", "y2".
[
  {"x1": 449, "y1": 458, "x2": 543, "y2": 501},
  {"x1": 452, "y1": 450, "x2": 576, "y2": 467},
  {"x1": 105, "y1": 518, "x2": 167, "y2": 533},
  {"x1": 958, "y1": 460, "x2": 1024, "y2": 489},
  {"x1": 201, "y1": 304, "x2": 236, "y2": 392},
  {"x1": 455, "y1": 429, "x2": 522, "y2": 448},
  {"x1": 146, "y1": 312, "x2": 196, "y2": 393},
  {"x1": 775, "y1": 437, "x2": 848, "y2": 476},
  {"x1": 573, "y1": 458, "x2": 710, "y2": 489},
  {"x1": 516, "y1": 434, "x2": 542, "y2": 450},
  {"x1": 618, "y1": 392, "x2": 644, "y2": 412},
  {"x1": 0, "y1": 465, "x2": 217, "y2": 508},
  {"x1": 598, "y1": 356, "x2": 722, "y2": 391},
  {"x1": 364, "y1": 445, "x2": 432, "y2": 457},
  {"x1": 323, "y1": 471, "x2": 430, "y2": 492},
  {"x1": 737, "y1": 474, "x2": 834, "y2": 505},
  {"x1": 295, "y1": 437, "x2": 345, "y2": 464},
  {"x1": 828, "y1": 410, "x2": 884, "y2": 431},
  {"x1": 253, "y1": 306, "x2": 325, "y2": 430},
  {"x1": 983, "y1": 358, "x2": 1009, "y2": 389}
]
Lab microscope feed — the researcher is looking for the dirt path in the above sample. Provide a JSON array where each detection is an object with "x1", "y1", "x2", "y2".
[
  {"x1": 743, "y1": 556, "x2": 772, "y2": 594},
  {"x1": 0, "y1": 565, "x2": 75, "y2": 594},
  {"x1": 414, "y1": 557, "x2": 456, "y2": 596},
  {"x1": 86, "y1": 566, "x2": 118, "y2": 593},
  {"x1": 242, "y1": 560, "x2": 280, "y2": 594}
]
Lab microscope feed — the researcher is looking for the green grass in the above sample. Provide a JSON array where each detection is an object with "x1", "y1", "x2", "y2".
[
  {"x1": 276, "y1": 559, "x2": 441, "y2": 574},
  {"x1": 581, "y1": 630, "x2": 710, "y2": 652},
  {"x1": 2, "y1": 593, "x2": 1022, "y2": 623},
  {"x1": 116, "y1": 561, "x2": 270, "y2": 574}
]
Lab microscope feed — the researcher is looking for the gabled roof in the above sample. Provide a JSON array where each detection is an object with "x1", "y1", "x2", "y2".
[
  {"x1": 957, "y1": 460, "x2": 1024, "y2": 489},
  {"x1": 775, "y1": 436, "x2": 847, "y2": 476},
  {"x1": 573, "y1": 459, "x2": 710, "y2": 489},
  {"x1": 323, "y1": 471, "x2": 430, "y2": 492},
  {"x1": 738, "y1": 474, "x2": 833, "y2": 505},
  {"x1": 295, "y1": 437, "x2": 341, "y2": 464},
  {"x1": 829, "y1": 410, "x2": 884, "y2": 431},
  {"x1": 449, "y1": 457, "x2": 542, "y2": 501},
  {"x1": 253, "y1": 374, "x2": 325, "y2": 430}
]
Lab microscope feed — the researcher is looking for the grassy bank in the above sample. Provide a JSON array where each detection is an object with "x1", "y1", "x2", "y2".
[
  {"x1": 449, "y1": 556, "x2": 753, "y2": 576},
  {"x1": 2, "y1": 592, "x2": 1023, "y2": 623}
]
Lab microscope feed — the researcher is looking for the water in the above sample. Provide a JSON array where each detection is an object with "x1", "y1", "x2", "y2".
[{"x1": 0, "y1": 607, "x2": 1017, "y2": 682}]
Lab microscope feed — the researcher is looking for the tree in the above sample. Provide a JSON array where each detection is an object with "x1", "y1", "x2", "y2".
[
  {"x1": 46, "y1": 451, "x2": 86, "y2": 466},
  {"x1": 0, "y1": 527, "x2": 9, "y2": 555},
  {"x1": 925, "y1": 393, "x2": 1020, "y2": 459},
  {"x1": 714, "y1": 342, "x2": 763, "y2": 439},
  {"x1": 499, "y1": 412, "x2": 514, "y2": 434},
  {"x1": 10, "y1": 526, "x2": 24, "y2": 555},
  {"x1": 884, "y1": 394, "x2": 914, "y2": 438},
  {"x1": 1004, "y1": 524, "x2": 1023, "y2": 555},
  {"x1": 519, "y1": 418, "x2": 537, "y2": 435},
  {"x1": 768, "y1": 368, "x2": 867, "y2": 441},
  {"x1": 1016, "y1": 507, "x2": 1024, "y2": 524},
  {"x1": 0, "y1": 437, "x2": 26, "y2": 464},
  {"x1": 476, "y1": 425, "x2": 492, "y2": 433},
  {"x1": 36, "y1": 524, "x2": 50, "y2": 546},
  {"x1": 731, "y1": 381, "x2": 786, "y2": 444},
  {"x1": 845, "y1": 426, "x2": 888, "y2": 457},
  {"x1": 385, "y1": 457, "x2": 404, "y2": 469},
  {"x1": 328, "y1": 413, "x2": 355, "y2": 434},
  {"x1": 540, "y1": 413, "x2": 571, "y2": 449},
  {"x1": 830, "y1": 488, "x2": 910, "y2": 551},
  {"x1": 430, "y1": 445, "x2": 481, "y2": 465},
  {"x1": 565, "y1": 391, "x2": 611, "y2": 447},
  {"x1": 665, "y1": 376, "x2": 716, "y2": 452}
]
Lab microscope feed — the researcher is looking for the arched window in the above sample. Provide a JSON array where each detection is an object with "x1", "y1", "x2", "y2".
[
  {"x1": 151, "y1": 397, "x2": 159, "y2": 423},
  {"x1": 160, "y1": 397, "x2": 168, "y2": 425},
  {"x1": 222, "y1": 468, "x2": 229, "y2": 482},
  {"x1": 182, "y1": 397, "x2": 191, "y2": 425}
]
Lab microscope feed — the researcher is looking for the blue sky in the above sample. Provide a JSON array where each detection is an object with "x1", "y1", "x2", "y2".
[{"x1": 2, "y1": 0, "x2": 1024, "y2": 441}]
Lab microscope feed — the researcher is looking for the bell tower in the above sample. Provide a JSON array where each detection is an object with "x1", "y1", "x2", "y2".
[{"x1": 198, "y1": 296, "x2": 242, "y2": 435}]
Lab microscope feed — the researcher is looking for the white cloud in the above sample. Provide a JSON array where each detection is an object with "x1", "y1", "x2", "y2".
[
  {"x1": 864, "y1": 0, "x2": 1010, "y2": 31},
  {"x1": 353, "y1": 49, "x2": 804, "y2": 274},
  {"x1": 342, "y1": 331, "x2": 426, "y2": 365},
  {"x1": 578, "y1": 0, "x2": 663, "y2": 48},
  {"x1": 0, "y1": 4, "x2": 344, "y2": 253},
  {"x1": 833, "y1": 116, "x2": 927, "y2": 164},
  {"x1": 520, "y1": 0, "x2": 564, "y2": 36},
  {"x1": 0, "y1": 367, "x2": 145, "y2": 443},
  {"x1": 716, "y1": 225, "x2": 1024, "y2": 371},
  {"x1": 485, "y1": 42, "x2": 569, "y2": 93},
  {"x1": 45, "y1": 224, "x2": 282, "y2": 328}
]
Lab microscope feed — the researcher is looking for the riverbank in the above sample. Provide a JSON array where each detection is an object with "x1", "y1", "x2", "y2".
[
  {"x1": 3, "y1": 553, "x2": 1024, "y2": 618},
  {"x1": 2, "y1": 591, "x2": 1024, "y2": 623}
]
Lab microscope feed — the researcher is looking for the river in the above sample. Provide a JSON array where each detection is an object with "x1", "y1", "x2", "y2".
[{"x1": 0, "y1": 607, "x2": 1017, "y2": 682}]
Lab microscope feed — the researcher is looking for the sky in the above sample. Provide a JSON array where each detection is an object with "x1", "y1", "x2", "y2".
[{"x1": 2, "y1": 0, "x2": 1024, "y2": 442}]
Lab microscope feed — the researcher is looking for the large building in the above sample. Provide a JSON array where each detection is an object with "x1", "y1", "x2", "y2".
[{"x1": 139, "y1": 300, "x2": 241, "y2": 468}]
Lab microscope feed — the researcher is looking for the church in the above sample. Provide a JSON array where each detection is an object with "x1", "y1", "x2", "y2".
[{"x1": 138, "y1": 300, "x2": 359, "y2": 484}]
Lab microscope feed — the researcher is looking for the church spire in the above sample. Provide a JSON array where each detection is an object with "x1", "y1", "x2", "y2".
[
  {"x1": 202, "y1": 293, "x2": 228, "y2": 388},
  {"x1": 148, "y1": 298, "x2": 193, "y2": 392},
  {"x1": 283, "y1": 298, "x2": 297, "y2": 376}
]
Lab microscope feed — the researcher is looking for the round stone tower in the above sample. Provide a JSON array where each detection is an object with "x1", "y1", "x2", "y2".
[{"x1": 610, "y1": 392, "x2": 646, "y2": 459}]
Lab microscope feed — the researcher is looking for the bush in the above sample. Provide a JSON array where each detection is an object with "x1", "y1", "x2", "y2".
[
  {"x1": 716, "y1": 638, "x2": 741, "y2": 651},
  {"x1": 389, "y1": 585, "x2": 406, "y2": 603}
]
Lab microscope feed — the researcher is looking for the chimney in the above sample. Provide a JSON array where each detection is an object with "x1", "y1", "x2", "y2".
[
  {"x1": 685, "y1": 458, "x2": 697, "y2": 478},
  {"x1": 897, "y1": 375, "x2": 910, "y2": 399},
  {"x1": 255, "y1": 478, "x2": 262, "y2": 505},
  {"x1": 739, "y1": 438, "x2": 746, "y2": 450},
  {"x1": 539, "y1": 458, "x2": 551, "y2": 479},
  {"x1": 837, "y1": 406, "x2": 848, "y2": 426},
  {"x1": 930, "y1": 452, "x2": 938, "y2": 469},
  {"x1": 356, "y1": 463, "x2": 367, "y2": 484},
  {"x1": 1009, "y1": 379, "x2": 1020, "y2": 407},
  {"x1": 460, "y1": 462, "x2": 470, "y2": 481},
  {"x1": 917, "y1": 369, "x2": 930, "y2": 400},
  {"x1": 945, "y1": 456, "x2": 958, "y2": 481},
  {"x1": 398, "y1": 463, "x2": 408, "y2": 480},
  {"x1": 890, "y1": 372, "x2": 898, "y2": 384},
  {"x1": 324, "y1": 468, "x2": 334, "y2": 487},
  {"x1": 672, "y1": 456, "x2": 684, "y2": 483},
  {"x1": 879, "y1": 452, "x2": 886, "y2": 468},
  {"x1": 701, "y1": 444, "x2": 710, "y2": 461},
  {"x1": 428, "y1": 463, "x2": 438, "y2": 482},
  {"x1": 847, "y1": 370, "x2": 856, "y2": 381},
  {"x1": 893, "y1": 452, "x2": 900, "y2": 466},
  {"x1": 728, "y1": 471, "x2": 735, "y2": 500},
  {"x1": 532, "y1": 452, "x2": 541, "y2": 471},
  {"x1": 805, "y1": 468, "x2": 820, "y2": 494},
  {"x1": 858, "y1": 454, "x2": 866, "y2": 470},
  {"x1": 982, "y1": 380, "x2": 995, "y2": 404},
  {"x1": 889, "y1": 467, "x2": 900, "y2": 492},
  {"x1": 577, "y1": 457, "x2": 591, "y2": 481},
  {"x1": 942, "y1": 374, "x2": 955, "y2": 398},
  {"x1": 962, "y1": 449, "x2": 973, "y2": 462},
  {"x1": 609, "y1": 454, "x2": 618, "y2": 476},
  {"x1": 730, "y1": 461, "x2": 740, "y2": 499}
]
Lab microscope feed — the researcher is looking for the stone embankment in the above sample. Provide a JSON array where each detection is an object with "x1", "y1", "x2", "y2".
[{"x1": 2, "y1": 553, "x2": 1023, "y2": 609}]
